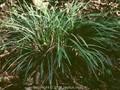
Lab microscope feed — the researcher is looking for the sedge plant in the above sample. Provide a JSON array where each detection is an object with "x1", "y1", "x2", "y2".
[{"x1": 1, "y1": 0, "x2": 120, "y2": 86}]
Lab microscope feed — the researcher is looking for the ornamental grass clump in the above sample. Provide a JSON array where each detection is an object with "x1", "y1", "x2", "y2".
[{"x1": 1, "y1": 1, "x2": 120, "y2": 85}]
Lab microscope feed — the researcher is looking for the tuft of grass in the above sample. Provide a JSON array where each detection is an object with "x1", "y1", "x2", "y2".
[{"x1": 1, "y1": 0, "x2": 120, "y2": 85}]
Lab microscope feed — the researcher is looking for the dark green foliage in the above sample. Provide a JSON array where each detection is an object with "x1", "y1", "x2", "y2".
[{"x1": 1, "y1": 0, "x2": 120, "y2": 87}]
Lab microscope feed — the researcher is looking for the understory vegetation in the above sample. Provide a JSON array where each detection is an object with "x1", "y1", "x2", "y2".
[{"x1": 0, "y1": 0, "x2": 120, "y2": 90}]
